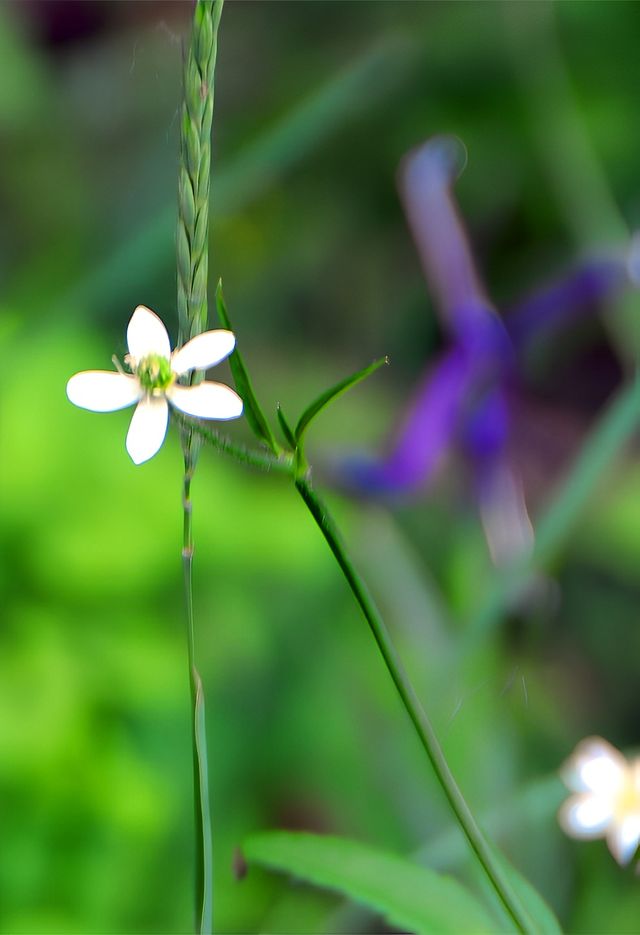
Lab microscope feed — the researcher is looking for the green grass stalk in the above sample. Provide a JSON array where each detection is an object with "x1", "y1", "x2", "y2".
[
  {"x1": 178, "y1": 0, "x2": 224, "y2": 344},
  {"x1": 182, "y1": 451, "x2": 213, "y2": 934},
  {"x1": 177, "y1": 1, "x2": 224, "y2": 931}
]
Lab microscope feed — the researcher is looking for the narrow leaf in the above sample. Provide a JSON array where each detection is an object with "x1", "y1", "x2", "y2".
[
  {"x1": 215, "y1": 281, "x2": 280, "y2": 455},
  {"x1": 276, "y1": 404, "x2": 297, "y2": 450},
  {"x1": 295, "y1": 356, "x2": 388, "y2": 443},
  {"x1": 243, "y1": 831, "x2": 495, "y2": 934}
]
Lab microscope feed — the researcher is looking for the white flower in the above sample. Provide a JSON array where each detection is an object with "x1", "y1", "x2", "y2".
[
  {"x1": 558, "y1": 736, "x2": 640, "y2": 866},
  {"x1": 66, "y1": 305, "x2": 243, "y2": 464}
]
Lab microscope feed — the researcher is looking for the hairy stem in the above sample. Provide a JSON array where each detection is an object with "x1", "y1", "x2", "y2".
[
  {"x1": 295, "y1": 476, "x2": 535, "y2": 934},
  {"x1": 173, "y1": 411, "x2": 293, "y2": 475}
]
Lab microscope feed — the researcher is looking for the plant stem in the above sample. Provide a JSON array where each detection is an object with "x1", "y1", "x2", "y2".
[
  {"x1": 177, "y1": 1, "x2": 224, "y2": 931},
  {"x1": 183, "y1": 447, "x2": 214, "y2": 933},
  {"x1": 295, "y1": 476, "x2": 535, "y2": 934}
]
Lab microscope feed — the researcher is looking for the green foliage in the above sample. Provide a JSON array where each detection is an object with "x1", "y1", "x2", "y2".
[
  {"x1": 243, "y1": 831, "x2": 496, "y2": 934},
  {"x1": 4, "y1": 1, "x2": 640, "y2": 932},
  {"x1": 215, "y1": 281, "x2": 280, "y2": 454},
  {"x1": 276, "y1": 403, "x2": 297, "y2": 451},
  {"x1": 294, "y1": 356, "x2": 388, "y2": 446}
]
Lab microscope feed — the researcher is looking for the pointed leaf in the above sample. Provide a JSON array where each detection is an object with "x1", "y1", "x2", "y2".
[
  {"x1": 215, "y1": 281, "x2": 280, "y2": 454},
  {"x1": 243, "y1": 831, "x2": 495, "y2": 934},
  {"x1": 295, "y1": 356, "x2": 388, "y2": 444},
  {"x1": 276, "y1": 404, "x2": 297, "y2": 450}
]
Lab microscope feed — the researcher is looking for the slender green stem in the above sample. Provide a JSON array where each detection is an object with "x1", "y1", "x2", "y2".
[
  {"x1": 187, "y1": 415, "x2": 535, "y2": 929},
  {"x1": 295, "y1": 476, "x2": 536, "y2": 934},
  {"x1": 182, "y1": 445, "x2": 213, "y2": 933},
  {"x1": 187, "y1": 409, "x2": 535, "y2": 928}
]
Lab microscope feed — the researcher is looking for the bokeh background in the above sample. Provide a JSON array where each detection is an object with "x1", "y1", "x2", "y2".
[{"x1": 3, "y1": 1, "x2": 640, "y2": 932}]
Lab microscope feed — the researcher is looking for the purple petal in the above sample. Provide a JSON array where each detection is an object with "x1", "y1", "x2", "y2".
[
  {"x1": 460, "y1": 384, "x2": 510, "y2": 461},
  {"x1": 506, "y1": 255, "x2": 629, "y2": 349},
  {"x1": 398, "y1": 136, "x2": 508, "y2": 360},
  {"x1": 333, "y1": 347, "x2": 478, "y2": 496}
]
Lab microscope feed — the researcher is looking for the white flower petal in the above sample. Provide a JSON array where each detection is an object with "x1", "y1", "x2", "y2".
[
  {"x1": 171, "y1": 330, "x2": 236, "y2": 375},
  {"x1": 167, "y1": 382, "x2": 243, "y2": 420},
  {"x1": 561, "y1": 737, "x2": 627, "y2": 794},
  {"x1": 127, "y1": 306, "x2": 171, "y2": 361},
  {"x1": 66, "y1": 371, "x2": 141, "y2": 412},
  {"x1": 607, "y1": 815, "x2": 640, "y2": 866},
  {"x1": 558, "y1": 793, "x2": 615, "y2": 839},
  {"x1": 125, "y1": 397, "x2": 169, "y2": 464}
]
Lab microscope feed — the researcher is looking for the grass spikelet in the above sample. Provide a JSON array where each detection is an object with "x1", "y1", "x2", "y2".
[{"x1": 178, "y1": 0, "x2": 224, "y2": 344}]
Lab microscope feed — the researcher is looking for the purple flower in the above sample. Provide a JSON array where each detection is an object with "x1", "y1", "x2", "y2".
[
  {"x1": 333, "y1": 136, "x2": 637, "y2": 560},
  {"x1": 506, "y1": 255, "x2": 632, "y2": 350}
]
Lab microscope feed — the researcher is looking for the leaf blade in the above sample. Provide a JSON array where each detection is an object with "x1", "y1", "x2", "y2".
[
  {"x1": 276, "y1": 404, "x2": 297, "y2": 450},
  {"x1": 215, "y1": 281, "x2": 280, "y2": 454},
  {"x1": 243, "y1": 831, "x2": 495, "y2": 935},
  {"x1": 294, "y1": 356, "x2": 388, "y2": 443}
]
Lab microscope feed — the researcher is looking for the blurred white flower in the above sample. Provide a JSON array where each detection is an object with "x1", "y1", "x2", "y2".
[
  {"x1": 558, "y1": 736, "x2": 640, "y2": 866},
  {"x1": 66, "y1": 305, "x2": 243, "y2": 464}
]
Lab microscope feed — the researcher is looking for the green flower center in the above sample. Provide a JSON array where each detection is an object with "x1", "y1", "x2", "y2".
[{"x1": 136, "y1": 354, "x2": 175, "y2": 393}]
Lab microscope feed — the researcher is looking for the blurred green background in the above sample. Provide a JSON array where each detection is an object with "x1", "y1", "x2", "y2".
[{"x1": 3, "y1": 1, "x2": 640, "y2": 932}]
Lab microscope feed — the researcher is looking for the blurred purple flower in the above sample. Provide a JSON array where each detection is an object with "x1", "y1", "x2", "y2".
[
  {"x1": 334, "y1": 136, "x2": 638, "y2": 562},
  {"x1": 507, "y1": 256, "x2": 634, "y2": 350}
]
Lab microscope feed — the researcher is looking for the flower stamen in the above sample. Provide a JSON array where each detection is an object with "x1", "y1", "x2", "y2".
[{"x1": 136, "y1": 353, "x2": 175, "y2": 394}]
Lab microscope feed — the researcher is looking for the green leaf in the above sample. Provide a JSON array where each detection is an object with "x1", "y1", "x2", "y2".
[
  {"x1": 243, "y1": 831, "x2": 495, "y2": 934},
  {"x1": 215, "y1": 281, "x2": 280, "y2": 455},
  {"x1": 294, "y1": 356, "x2": 388, "y2": 444},
  {"x1": 276, "y1": 404, "x2": 297, "y2": 451}
]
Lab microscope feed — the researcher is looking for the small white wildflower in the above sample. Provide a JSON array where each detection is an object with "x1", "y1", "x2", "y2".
[
  {"x1": 558, "y1": 736, "x2": 640, "y2": 866},
  {"x1": 66, "y1": 305, "x2": 243, "y2": 464}
]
